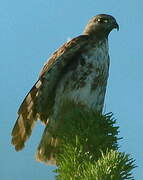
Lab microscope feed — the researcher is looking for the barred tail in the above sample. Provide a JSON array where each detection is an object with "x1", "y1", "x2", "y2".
[{"x1": 36, "y1": 125, "x2": 59, "y2": 165}]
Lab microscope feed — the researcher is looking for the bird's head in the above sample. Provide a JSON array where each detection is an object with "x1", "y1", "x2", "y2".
[{"x1": 83, "y1": 14, "x2": 119, "y2": 39}]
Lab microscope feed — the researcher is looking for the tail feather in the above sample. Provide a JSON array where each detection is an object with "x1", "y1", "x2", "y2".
[
  {"x1": 36, "y1": 126, "x2": 59, "y2": 165},
  {"x1": 11, "y1": 80, "x2": 41, "y2": 151}
]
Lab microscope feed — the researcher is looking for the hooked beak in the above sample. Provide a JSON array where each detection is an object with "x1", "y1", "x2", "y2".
[{"x1": 114, "y1": 21, "x2": 119, "y2": 31}]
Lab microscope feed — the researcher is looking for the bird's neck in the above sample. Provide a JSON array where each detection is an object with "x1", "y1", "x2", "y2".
[
  {"x1": 83, "y1": 29, "x2": 110, "y2": 41},
  {"x1": 85, "y1": 33, "x2": 109, "y2": 43}
]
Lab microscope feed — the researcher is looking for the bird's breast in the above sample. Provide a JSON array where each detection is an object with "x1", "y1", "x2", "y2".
[{"x1": 55, "y1": 39, "x2": 109, "y2": 112}]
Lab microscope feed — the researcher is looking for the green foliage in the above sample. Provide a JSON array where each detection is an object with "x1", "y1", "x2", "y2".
[
  {"x1": 82, "y1": 150, "x2": 136, "y2": 180},
  {"x1": 53, "y1": 101, "x2": 135, "y2": 180}
]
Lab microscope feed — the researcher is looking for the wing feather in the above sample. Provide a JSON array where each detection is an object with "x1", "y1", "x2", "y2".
[{"x1": 11, "y1": 35, "x2": 89, "y2": 150}]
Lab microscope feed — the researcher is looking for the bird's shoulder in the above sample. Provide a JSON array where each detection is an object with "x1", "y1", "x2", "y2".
[{"x1": 39, "y1": 35, "x2": 90, "y2": 77}]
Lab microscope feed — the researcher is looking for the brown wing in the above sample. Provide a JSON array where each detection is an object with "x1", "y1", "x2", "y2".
[{"x1": 11, "y1": 35, "x2": 89, "y2": 151}]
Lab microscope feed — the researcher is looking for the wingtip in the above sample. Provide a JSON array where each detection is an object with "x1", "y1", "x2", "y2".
[{"x1": 11, "y1": 135, "x2": 25, "y2": 151}]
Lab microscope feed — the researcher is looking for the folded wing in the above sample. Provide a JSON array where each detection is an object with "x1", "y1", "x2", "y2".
[{"x1": 11, "y1": 35, "x2": 89, "y2": 151}]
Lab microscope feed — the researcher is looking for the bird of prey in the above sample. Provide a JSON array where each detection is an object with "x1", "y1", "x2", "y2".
[{"x1": 11, "y1": 14, "x2": 119, "y2": 165}]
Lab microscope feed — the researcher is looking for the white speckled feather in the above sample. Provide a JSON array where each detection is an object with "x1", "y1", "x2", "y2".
[{"x1": 54, "y1": 39, "x2": 109, "y2": 115}]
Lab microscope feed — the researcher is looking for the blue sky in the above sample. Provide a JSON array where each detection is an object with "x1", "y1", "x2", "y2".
[{"x1": 0, "y1": 0, "x2": 143, "y2": 179}]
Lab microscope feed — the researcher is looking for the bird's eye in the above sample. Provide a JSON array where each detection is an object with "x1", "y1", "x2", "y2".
[
  {"x1": 97, "y1": 18, "x2": 100, "y2": 22},
  {"x1": 97, "y1": 18, "x2": 108, "y2": 23}
]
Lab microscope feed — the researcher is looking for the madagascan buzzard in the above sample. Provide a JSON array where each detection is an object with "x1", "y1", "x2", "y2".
[{"x1": 11, "y1": 14, "x2": 119, "y2": 165}]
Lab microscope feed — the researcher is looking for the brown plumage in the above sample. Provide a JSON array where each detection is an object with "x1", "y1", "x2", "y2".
[
  {"x1": 11, "y1": 35, "x2": 89, "y2": 151},
  {"x1": 11, "y1": 14, "x2": 119, "y2": 164}
]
